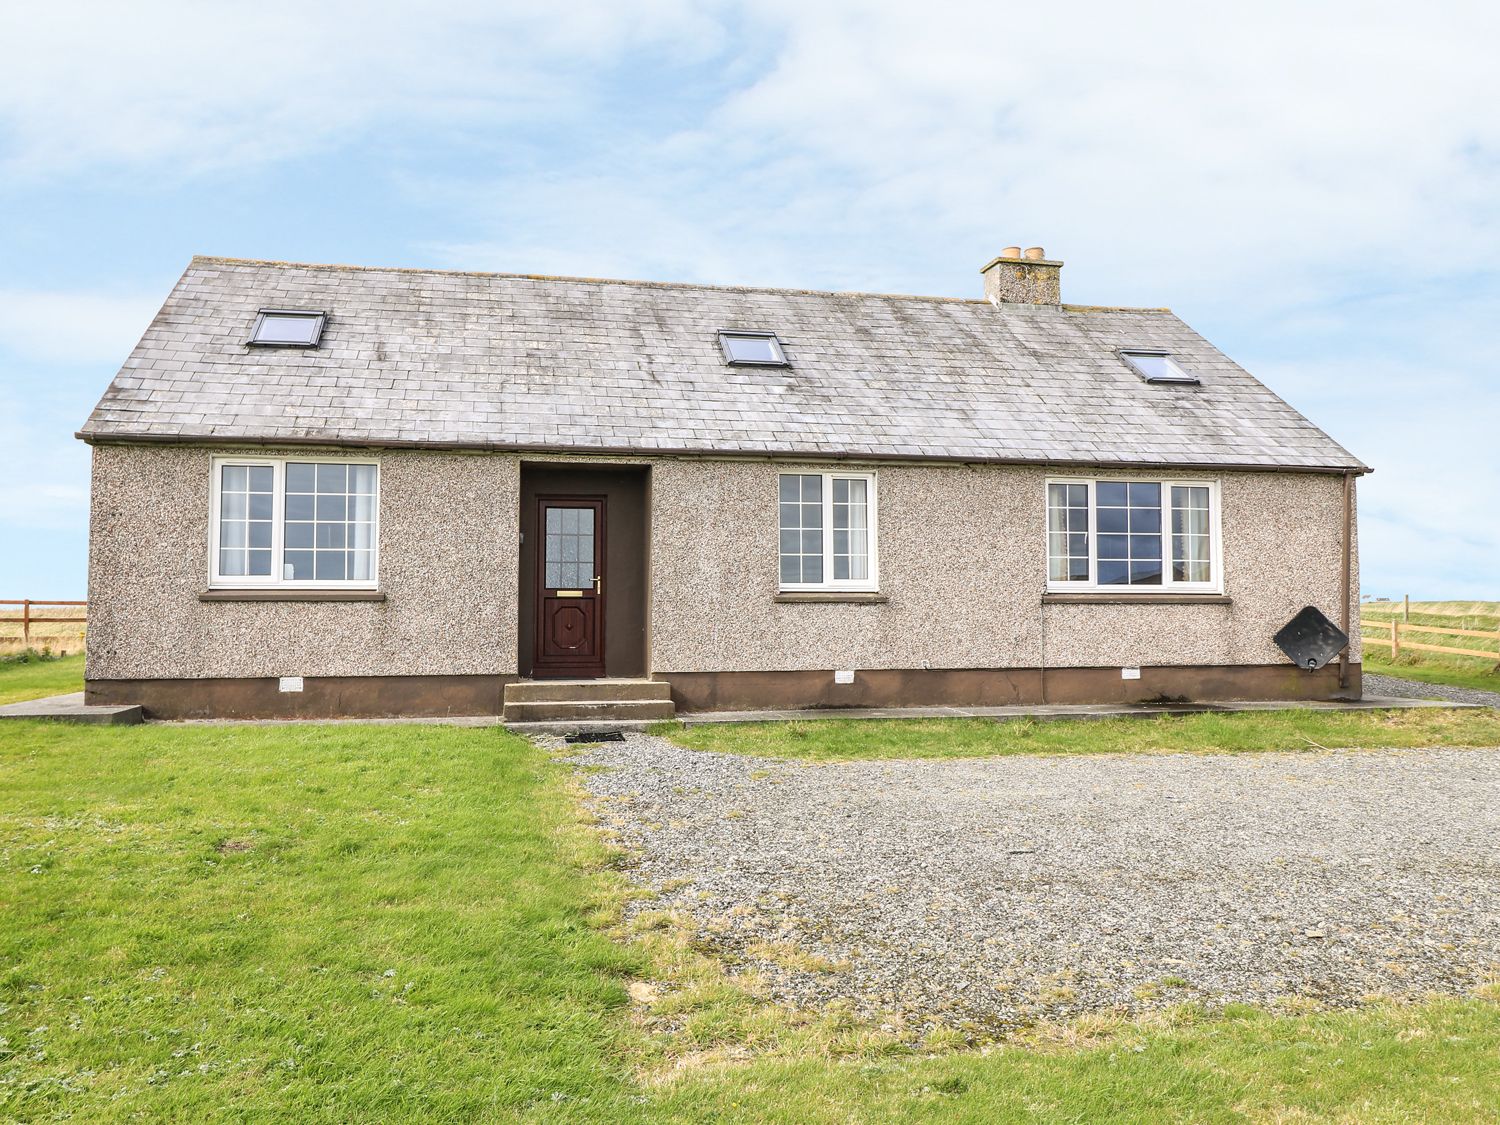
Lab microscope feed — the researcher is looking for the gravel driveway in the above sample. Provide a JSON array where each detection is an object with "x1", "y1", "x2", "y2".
[
  {"x1": 570, "y1": 733, "x2": 1500, "y2": 1033},
  {"x1": 1365, "y1": 671, "x2": 1500, "y2": 708}
]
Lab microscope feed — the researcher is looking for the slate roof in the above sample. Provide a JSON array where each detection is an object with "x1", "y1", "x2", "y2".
[{"x1": 79, "y1": 256, "x2": 1368, "y2": 472}]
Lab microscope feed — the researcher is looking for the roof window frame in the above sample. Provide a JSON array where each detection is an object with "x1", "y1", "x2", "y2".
[
  {"x1": 248, "y1": 308, "x2": 328, "y2": 348},
  {"x1": 718, "y1": 330, "x2": 790, "y2": 367},
  {"x1": 1117, "y1": 348, "x2": 1200, "y2": 385}
]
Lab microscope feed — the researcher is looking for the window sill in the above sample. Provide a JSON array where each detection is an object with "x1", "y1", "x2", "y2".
[
  {"x1": 1042, "y1": 592, "x2": 1230, "y2": 605},
  {"x1": 199, "y1": 589, "x2": 386, "y2": 603},
  {"x1": 775, "y1": 591, "x2": 889, "y2": 604}
]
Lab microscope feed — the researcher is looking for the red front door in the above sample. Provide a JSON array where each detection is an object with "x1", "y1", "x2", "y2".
[{"x1": 532, "y1": 497, "x2": 606, "y2": 678}]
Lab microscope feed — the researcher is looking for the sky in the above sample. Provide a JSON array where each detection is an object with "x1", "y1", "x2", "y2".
[{"x1": 1, "y1": 0, "x2": 1497, "y2": 600}]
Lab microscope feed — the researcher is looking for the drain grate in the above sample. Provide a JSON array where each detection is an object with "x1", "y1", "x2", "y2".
[{"x1": 565, "y1": 730, "x2": 626, "y2": 744}]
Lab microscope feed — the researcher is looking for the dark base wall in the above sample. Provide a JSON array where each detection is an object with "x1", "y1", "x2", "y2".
[
  {"x1": 89, "y1": 664, "x2": 1358, "y2": 719},
  {"x1": 86, "y1": 675, "x2": 513, "y2": 720},
  {"x1": 658, "y1": 663, "x2": 1360, "y2": 712}
]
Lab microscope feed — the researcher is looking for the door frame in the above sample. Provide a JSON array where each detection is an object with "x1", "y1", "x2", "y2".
[{"x1": 531, "y1": 493, "x2": 607, "y2": 678}]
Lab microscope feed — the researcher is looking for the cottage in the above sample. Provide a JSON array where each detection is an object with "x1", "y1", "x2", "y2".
[{"x1": 78, "y1": 250, "x2": 1366, "y2": 721}]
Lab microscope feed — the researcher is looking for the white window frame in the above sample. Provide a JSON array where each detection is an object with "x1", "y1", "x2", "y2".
[
  {"x1": 208, "y1": 455, "x2": 380, "y2": 590},
  {"x1": 1045, "y1": 476, "x2": 1223, "y2": 594},
  {"x1": 777, "y1": 469, "x2": 880, "y2": 593}
]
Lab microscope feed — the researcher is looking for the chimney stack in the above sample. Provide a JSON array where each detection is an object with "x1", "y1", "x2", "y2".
[{"x1": 981, "y1": 245, "x2": 1062, "y2": 304}]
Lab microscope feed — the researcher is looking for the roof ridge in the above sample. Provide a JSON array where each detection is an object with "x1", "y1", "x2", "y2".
[{"x1": 185, "y1": 255, "x2": 1172, "y2": 313}]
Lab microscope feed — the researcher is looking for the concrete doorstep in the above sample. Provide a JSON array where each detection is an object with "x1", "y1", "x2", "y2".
[{"x1": 0, "y1": 692, "x2": 143, "y2": 725}]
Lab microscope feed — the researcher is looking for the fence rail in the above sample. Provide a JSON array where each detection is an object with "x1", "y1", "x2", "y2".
[
  {"x1": 0, "y1": 599, "x2": 88, "y2": 645},
  {"x1": 1360, "y1": 614, "x2": 1500, "y2": 663}
]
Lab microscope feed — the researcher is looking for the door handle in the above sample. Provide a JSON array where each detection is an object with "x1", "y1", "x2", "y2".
[{"x1": 594, "y1": 575, "x2": 602, "y2": 594}]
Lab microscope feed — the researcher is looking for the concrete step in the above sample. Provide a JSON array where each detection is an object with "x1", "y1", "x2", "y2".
[
  {"x1": 504, "y1": 679, "x2": 672, "y2": 704},
  {"x1": 501, "y1": 698, "x2": 676, "y2": 723},
  {"x1": 0, "y1": 692, "x2": 144, "y2": 725}
]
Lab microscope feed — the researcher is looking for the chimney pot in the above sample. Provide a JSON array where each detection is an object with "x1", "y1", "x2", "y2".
[{"x1": 980, "y1": 246, "x2": 1062, "y2": 305}]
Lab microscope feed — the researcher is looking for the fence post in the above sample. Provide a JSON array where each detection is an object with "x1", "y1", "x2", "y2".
[
  {"x1": 1391, "y1": 618, "x2": 1399, "y2": 659},
  {"x1": 22, "y1": 599, "x2": 30, "y2": 646}
]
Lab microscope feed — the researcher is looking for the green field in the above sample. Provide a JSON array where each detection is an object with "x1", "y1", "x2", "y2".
[
  {"x1": 0, "y1": 607, "x2": 87, "y2": 656},
  {"x1": 0, "y1": 651, "x2": 85, "y2": 705},
  {"x1": 1362, "y1": 600, "x2": 1499, "y2": 695},
  {"x1": 657, "y1": 707, "x2": 1500, "y2": 762}
]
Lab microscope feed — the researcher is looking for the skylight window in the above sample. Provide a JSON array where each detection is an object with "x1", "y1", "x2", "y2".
[
  {"x1": 249, "y1": 309, "x2": 327, "y2": 347},
  {"x1": 1119, "y1": 349, "x2": 1199, "y2": 384},
  {"x1": 719, "y1": 331, "x2": 789, "y2": 366}
]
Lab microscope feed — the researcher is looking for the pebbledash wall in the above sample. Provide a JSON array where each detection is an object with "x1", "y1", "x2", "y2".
[{"x1": 85, "y1": 444, "x2": 1359, "y2": 718}]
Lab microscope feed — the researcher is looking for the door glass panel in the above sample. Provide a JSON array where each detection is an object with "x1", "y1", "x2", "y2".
[{"x1": 544, "y1": 506, "x2": 595, "y2": 589}]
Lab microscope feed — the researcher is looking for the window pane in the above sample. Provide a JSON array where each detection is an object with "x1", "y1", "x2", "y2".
[
  {"x1": 316, "y1": 522, "x2": 345, "y2": 548},
  {"x1": 222, "y1": 465, "x2": 248, "y2": 491},
  {"x1": 286, "y1": 522, "x2": 313, "y2": 548},
  {"x1": 801, "y1": 475, "x2": 821, "y2": 503},
  {"x1": 314, "y1": 552, "x2": 346, "y2": 580},
  {"x1": 1098, "y1": 560, "x2": 1129, "y2": 585},
  {"x1": 1170, "y1": 486, "x2": 1213, "y2": 584},
  {"x1": 831, "y1": 478, "x2": 869, "y2": 583},
  {"x1": 254, "y1": 313, "x2": 322, "y2": 345},
  {"x1": 248, "y1": 521, "x2": 272, "y2": 549},
  {"x1": 1047, "y1": 483, "x2": 1089, "y2": 583},
  {"x1": 348, "y1": 552, "x2": 373, "y2": 581},
  {"x1": 248, "y1": 466, "x2": 273, "y2": 493},
  {"x1": 1093, "y1": 481, "x2": 1164, "y2": 586},
  {"x1": 779, "y1": 475, "x2": 800, "y2": 502},
  {"x1": 349, "y1": 522, "x2": 374, "y2": 550},
  {"x1": 220, "y1": 549, "x2": 246, "y2": 576},
  {"x1": 1130, "y1": 560, "x2": 1162, "y2": 585},
  {"x1": 285, "y1": 551, "x2": 314, "y2": 580},
  {"x1": 723, "y1": 334, "x2": 782, "y2": 363},
  {"x1": 316, "y1": 495, "x2": 346, "y2": 521},
  {"x1": 247, "y1": 550, "x2": 272, "y2": 576},
  {"x1": 780, "y1": 556, "x2": 800, "y2": 584},
  {"x1": 249, "y1": 492, "x2": 273, "y2": 520},
  {"x1": 285, "y1": 493, "x2": 315, "y2": 521},
  {"x1": 1097, "y1": 506, "x2": 1128, "y2": 534},
  {"x1": 1097, "y1": 481, "x2": 1128, "y2": 507},
  {"x1": 316, "y1": 463, "x2": 347, "y2": 492},
  {"x1": 220, "y1": 521, "x2": 246, "y2": 548},
  {"x1": 802, "y1": 555, "x2": 823, "y2": 584},
  {"x1": 350, "y1": 465, "x2": 376, "y2": 494},
  {"x1": 286, "y1": 463, "x2": 316, "y2": 492},
  {"x1": 222, "y1": 492, "x2": 247, "y2": 520}
]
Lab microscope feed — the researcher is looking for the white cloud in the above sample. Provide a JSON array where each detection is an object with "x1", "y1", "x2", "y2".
[
  {"x1": 0, "y1": 290, "x2": 162, "y2": 363},
  {"x1": 0, "y1": 0, "x2": 728, "y2": 177}
]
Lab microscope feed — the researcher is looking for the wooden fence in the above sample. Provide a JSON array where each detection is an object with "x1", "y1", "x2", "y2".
[
  {"x1": 1361, "y1": 610, "x2": 1500, "y2": 664},
  {"x1": 0, "y1": 599, "x2": 88, "y2": 645}
]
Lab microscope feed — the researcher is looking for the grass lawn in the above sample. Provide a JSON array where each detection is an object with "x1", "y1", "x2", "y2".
[
  {"x1": 0, "y1": 652, "x2": 85, "y2": 705},
  {"x1": 1365, "y1": 651, "x2": 1500, "y2": 695},
  {"x1": 4, "y1": 720, "x2": 1498, "y2": 1122},
  {"x1": 657, "y1": 706, "x2": 1500, "y2": 762},
  {"x1": 1362, "y1": 601, "x2": 1500, "y2": 695}
]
